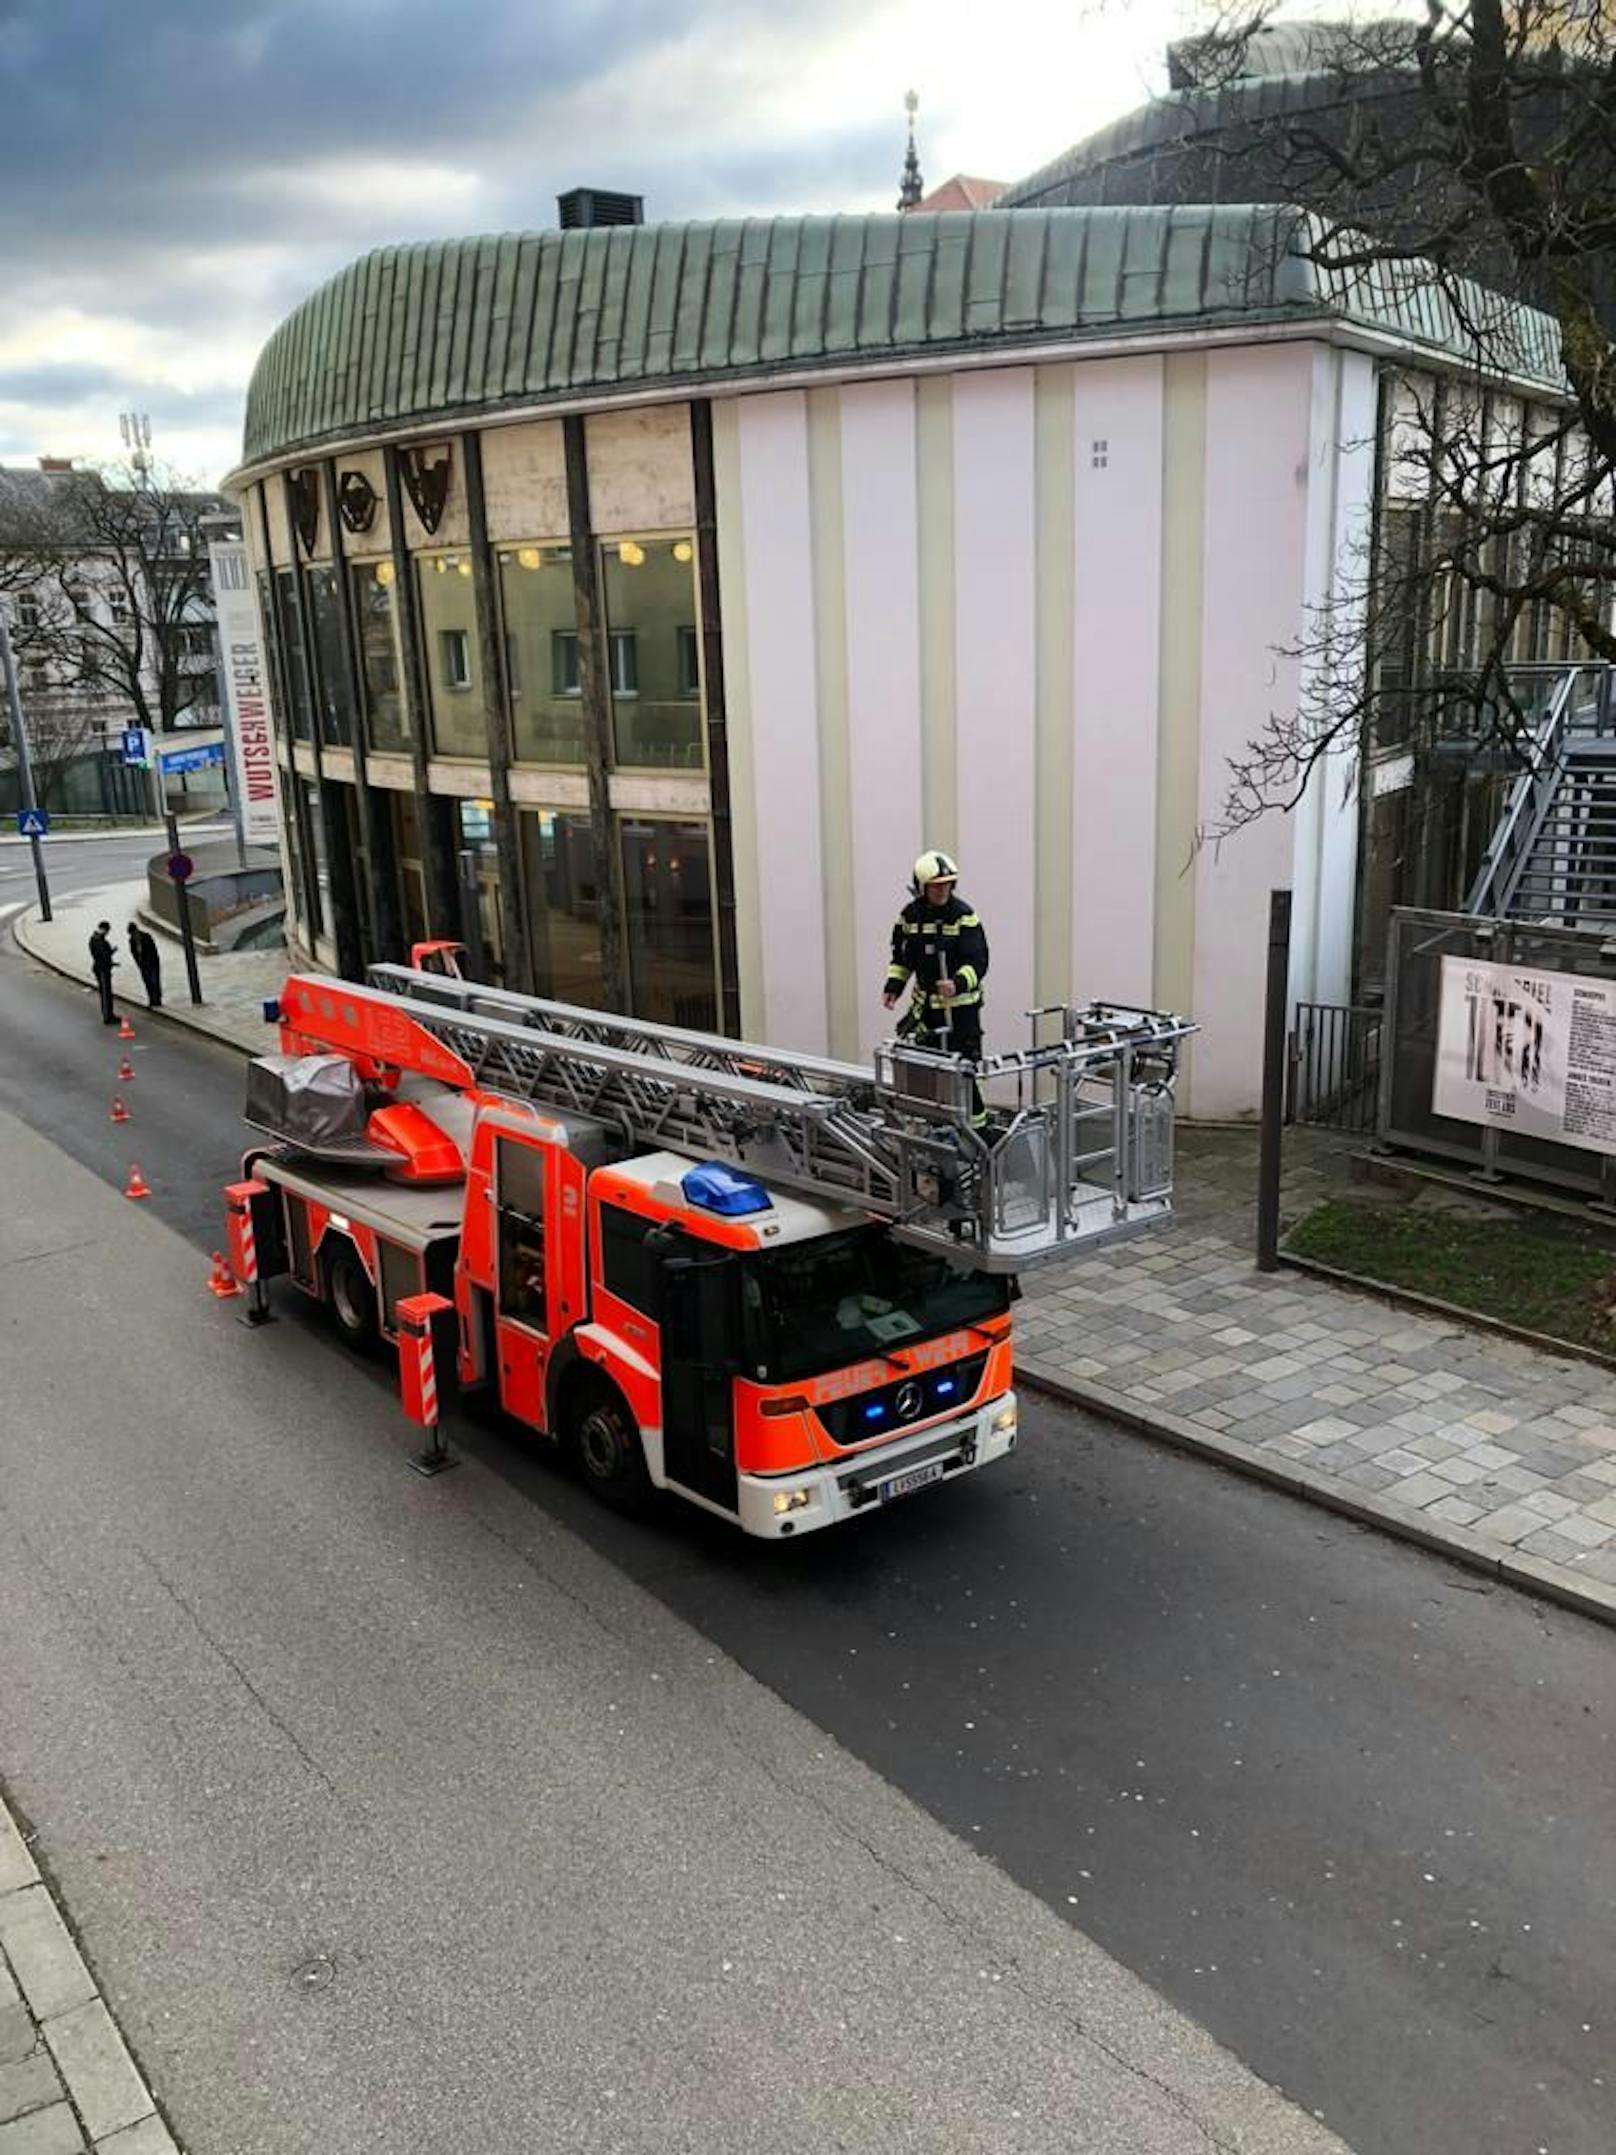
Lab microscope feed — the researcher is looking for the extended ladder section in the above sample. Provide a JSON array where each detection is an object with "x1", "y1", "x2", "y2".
[{"x1": 285, "y1": 965, "x2": 1194, "y2": 1273}]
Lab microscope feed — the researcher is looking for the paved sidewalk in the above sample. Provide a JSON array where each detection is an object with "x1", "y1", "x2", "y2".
[
  {"x1": 1020, "y1": 1127, "x2": 1616, "y2": 1626},
  {"x1": 10, "y1": 881, "x2": 284, "y2": 1055},
  {"x1": 1, "y1": 1799, "x2": 176, "y2": 2153}
]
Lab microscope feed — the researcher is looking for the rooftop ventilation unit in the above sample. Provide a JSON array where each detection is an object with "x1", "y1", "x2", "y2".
[{"x1": 557, "y1": 188, "x2": 644, "y2": 230}]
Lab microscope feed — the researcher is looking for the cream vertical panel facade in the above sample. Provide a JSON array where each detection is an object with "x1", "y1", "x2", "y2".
[
  {"x1": 1193, "y1": 343, "x2": 1316, "y2": 1117},
  {"x1": 1154, "y1": 356, "x2": 1206, "y2": 1054},
  {"x1": 1034, "y1": 367, "x2": 1076, "y2": 1008},
  {"x1": 711, "y1": 398, "x2": 766, "y2": 1038},
  {"x1": 840, "y1": 378, "x2": 925, "y2": 1057},
  {"x1": 1298, "y1": 346, "x2": 1377, "y2": 1010},
  {"x1": 1071, "y1": 355, "x2": 1164, "y2": 1009},
  {"x1": 807, "y1": 389, "x2": 857, "y2": 1058},
  {"x1": 952, "y1": 369, "x2": 1038, "y2": 1038},
  {"x1": 916, "y1": 378, "x2": 957, "y2": 856},
  {"x1": 732, "y1": 391, "x2": 828, "y2": 1053}
]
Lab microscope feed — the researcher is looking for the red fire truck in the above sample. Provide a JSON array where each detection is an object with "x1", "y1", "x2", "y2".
[{"x1": 224, "y1": 952, "x2": 1190, "y2": 1538}]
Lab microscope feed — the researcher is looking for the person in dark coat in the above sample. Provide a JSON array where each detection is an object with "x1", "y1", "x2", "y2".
[
  {"x1": 881, "y1": 848, "x2": 990, "y2": 1124},
  {"x1": 88, "y1": 920, "x2": 118, "y2": 1024},
  {"x1": 127, "y1": 920, "x2": 163, "y2": 1010}
]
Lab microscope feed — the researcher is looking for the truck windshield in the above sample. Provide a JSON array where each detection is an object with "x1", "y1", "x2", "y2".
[{"x1": 741, "y1": 1230, "x2": 1011, "y2": 1384}]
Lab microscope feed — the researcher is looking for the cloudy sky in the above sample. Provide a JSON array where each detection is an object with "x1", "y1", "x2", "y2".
[{"x1": 0, "y1": 0, "x2": 1201, "y2": 485}]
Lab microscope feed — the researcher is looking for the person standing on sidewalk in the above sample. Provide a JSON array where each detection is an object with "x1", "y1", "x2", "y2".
[
  {"x1": 88, "y1": 920, "x2": 119, "y2": 1024},
  {"x1": 127, "y1": 920, "x2": 163, "y2": 1010}
]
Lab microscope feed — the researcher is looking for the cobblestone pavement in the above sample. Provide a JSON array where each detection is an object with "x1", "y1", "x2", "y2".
[
  {"x1": 0, "y1": 1801, "x2": 176, "y2": 2154},
  {"x1": 10, "y1": 881, "x2": 284, "y2": 1055},
  {"x1": 1019, "y1": 1127, "x2": 1616, "y2": 1624}
]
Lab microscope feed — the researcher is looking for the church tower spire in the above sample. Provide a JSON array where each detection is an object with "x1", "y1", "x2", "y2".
[{"x1": 897, "y1": 88, "x2": 923, "y2": 211}]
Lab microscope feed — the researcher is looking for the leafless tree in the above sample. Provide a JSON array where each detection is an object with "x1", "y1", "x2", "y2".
[
  {"x1": 0, "y1": 459, "x2": 223, "y2": 736},
  {"x1": 1163, "y1": 0, "x2": 1616, "y2": 828}
]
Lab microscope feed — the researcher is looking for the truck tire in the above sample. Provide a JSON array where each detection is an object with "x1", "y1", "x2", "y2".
[
  {"x1": 324, "y1": 1239, "x2": 377, "y2": 1349},
  {"x1": 566, "y1": 1377, "x2": 653, "y2": 1513}
]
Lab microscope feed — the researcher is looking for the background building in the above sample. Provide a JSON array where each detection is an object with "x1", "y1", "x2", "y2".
[
  {"x1": 0, "y1": 460, "x2": 232, "y2": 818},
  {"x1": 231, "y1": 201, "x2": 1571, "y2": 1115}
]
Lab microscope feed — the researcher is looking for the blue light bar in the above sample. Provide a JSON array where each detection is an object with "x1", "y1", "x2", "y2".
[
  {"x1": 864, "y1": 1403, "x2": 885, "y2": 1421},
  {"x1": 935, "y1": 1379, "x2": 956, "y2": 1397},
  {"x1": 681, "y1": 1161, "x2": 772, "y2": 1217}
]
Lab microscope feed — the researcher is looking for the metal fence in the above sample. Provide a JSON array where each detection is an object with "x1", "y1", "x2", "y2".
[
  {"x1": 1287, "y1": 1002, "x2": 1383, "y2": 1133},
  {"x1": 1378, "y1": 907, "x2": 1616, "y2": 1201}
]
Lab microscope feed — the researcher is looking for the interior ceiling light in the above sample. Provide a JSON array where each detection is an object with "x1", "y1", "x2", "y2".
[
  {"x1": 517, "y1": 546, "x2": 542, "y2": 570},
  {"x1": 672, "y1": 540, "x2": 693, "y2": 563},
  {"x1": 457, "y1": 559, "x2": 472, "y2": 576},
  {"x1": 618, "y1": 539, "x2": 645, "y2": 567},
  {"x1": 375, "y1": 559, "x2": 395, "y2": 586}
]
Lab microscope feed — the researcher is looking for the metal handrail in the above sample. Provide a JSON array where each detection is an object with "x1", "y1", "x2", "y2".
[{"x1": 1466, "y1": 665, "x2": 1581, "y2": 916}]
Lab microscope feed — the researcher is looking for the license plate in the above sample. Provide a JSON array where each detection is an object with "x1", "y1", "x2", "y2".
[{"x1": 878, "y1": 1458, "x2": 947, "y2": 1503}]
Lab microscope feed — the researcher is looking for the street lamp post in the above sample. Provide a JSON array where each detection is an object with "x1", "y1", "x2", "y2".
[{"x1": 0, "y1": 605, "x2": 53, "y2": 922}]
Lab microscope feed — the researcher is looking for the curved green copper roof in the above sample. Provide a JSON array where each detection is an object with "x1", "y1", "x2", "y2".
[{"x1": 238, "y1": 204, "x2": 1564, "y2": 472}]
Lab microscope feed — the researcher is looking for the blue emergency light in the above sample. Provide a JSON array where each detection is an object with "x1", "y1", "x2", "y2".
[{"x1": 681, "y1": 1161, "x2": 771, "y2": 1216}]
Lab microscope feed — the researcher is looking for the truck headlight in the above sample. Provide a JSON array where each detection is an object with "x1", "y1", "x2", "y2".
[
  {"x1": 773, "y1": 1488, "x2": 813, "y2": 1515},
  {"x1": 990, "y1": 1402, "x2": 1017, "y2": 1437}
]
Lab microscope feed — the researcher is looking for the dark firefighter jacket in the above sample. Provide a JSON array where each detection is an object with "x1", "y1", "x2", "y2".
[{"x1": 884, "y1": 892, "x2": 989, "y2": 1021}]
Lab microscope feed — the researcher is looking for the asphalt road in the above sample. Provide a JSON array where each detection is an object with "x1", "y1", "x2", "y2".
[{"x1": 0, "y1": 894, "x2": 1612, "y2": 2155}]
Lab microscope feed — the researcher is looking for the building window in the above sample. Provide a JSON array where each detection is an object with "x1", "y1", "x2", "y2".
[
  {"x1": 600, "y1": 537, "x2": 702, "y2": 769},
  {"x1": 498, "y1": 543, "x2": 586, "y2": 766},
  {"x1": 439, "y1": 628, "x2": 472, "y2": 690},
  {"x1": 676, "y1": 625, "x2": 701, "y2": 700},
  {"x1": 306, "y1": 564, "x2": 354, "y2": 749},
  {"x1": 416, "y1": 552, "x2": 483, "y2": 757},
  {"x1": 274, "y1": 568, "x2": 314, "y2": 741},
  {"x1": 301, "y1": 780, "x2": 329, "y2": 936},
  {"x1": 618, "y1": 816, "x2": 717, "y2": 1029},
  {"x1": 519, "y1": 808, "x2": 608, "y2": 1008},
  {"x1": 350, "y1": 561, "x2": 409, "y2": 751}
]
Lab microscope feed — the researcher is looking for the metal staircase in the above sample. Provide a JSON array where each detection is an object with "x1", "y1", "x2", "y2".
[
  {"x1": 274, "y1": 966, "x2": 1195, "y2": 1276},
  {"x1": 1467, "y1": 666, "x2": 1616, "y2": 927}
]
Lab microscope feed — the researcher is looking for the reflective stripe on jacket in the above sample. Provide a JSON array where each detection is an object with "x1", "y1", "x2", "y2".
[{"x1": 883, "y1": 891, "x2": 989, "y2": 1015}]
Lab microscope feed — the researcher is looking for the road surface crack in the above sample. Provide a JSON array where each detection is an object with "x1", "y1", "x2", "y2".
[{"x1": 139, "y1": 1551, "x2": 335, "y2": 1795}]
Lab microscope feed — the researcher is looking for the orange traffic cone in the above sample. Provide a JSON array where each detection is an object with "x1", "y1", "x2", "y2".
[
  {"x1": 109, "y1": 1094, "x2": 130, "y2": 1125},
  {"x1": 123, "y1": 1163, "x2": 151, "y2": 1201},
  {"x1": 117, "y1": 1016, "x2": 136, "y2": 1041},
  {"x1": 206, "y1": 1251, "x2": 242, "y2": 1299},
  {"x1": 117, "y1": 1055, "x2": 135, "y2": 1083}
]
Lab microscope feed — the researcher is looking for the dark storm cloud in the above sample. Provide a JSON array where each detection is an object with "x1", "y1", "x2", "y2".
[
  {"x1": 0, "y1": 0, "x2": 878, "y2": 274},
  {"x1": 0, "y1": 0, "x2": 893, "y2": 472}
]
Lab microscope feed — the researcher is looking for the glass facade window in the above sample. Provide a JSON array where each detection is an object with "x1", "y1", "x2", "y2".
[
  {"x1": 417, "y1": 551, "x2": 485, "y2": 759},
  {"x1": 306, "y1": 565, "x2": 354, "y2": 748},
  {"x1": 456, "y1": 797, "x2": 505, "y2": 984},
  {"x1": 498, "y1": 544, "x2": 587, "y2": 766},
  {"x1": 301, "y1": 781, "x2": 329, "y2": 936},
  {"x1": 352, "y1": 561, "x2": 409, "y2": 750},
  {"x1": 600, "y1": 536, "x2": 703, "y2": 769},
  {"x1": 274, "y1": 568, "x2": 314, "y2": 741},
  {"x1": 519, "y1": 809, "x2": 608, "y2": 1008},
  {"x1": 619, "y1": 817, "x2": 717, "y2": 1029},
  {"x1": 391, "y1": 789, "x2": 428, "y2": 949}
]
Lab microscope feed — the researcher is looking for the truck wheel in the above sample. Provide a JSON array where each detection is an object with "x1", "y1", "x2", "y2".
[
  {"x1": 567, "y1": 1379, "x2": 652, "y2": 1512},
  {"x1": 325, "y1": 1241, "x2": 377, "y2": 1349}
]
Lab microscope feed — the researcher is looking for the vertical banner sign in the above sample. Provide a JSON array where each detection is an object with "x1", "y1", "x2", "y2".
[
  {"x1": 1434, "y1": 954, "x2": 1616, "y2": 1157},
  {"x1": 206, "y1": 537, "x2": 279, "y2": 847}
]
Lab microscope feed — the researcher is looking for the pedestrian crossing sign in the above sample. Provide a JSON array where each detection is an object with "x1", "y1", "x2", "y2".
[{"x1": 15, "y1": 807, "x2": 48, "y2": 838}]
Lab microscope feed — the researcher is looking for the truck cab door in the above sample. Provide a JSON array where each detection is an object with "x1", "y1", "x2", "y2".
[
  {"x1": 493, "y1": 1131, "x2": 552, "y2": 1430},
  {"x1": 658, "y1": 1249, "x2": 739, "y2": 1513}
]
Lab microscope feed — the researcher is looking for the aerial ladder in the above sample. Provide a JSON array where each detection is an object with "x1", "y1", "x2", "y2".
[{"x1": 270, "y1": 962, "x2": 1196, "y2": 1275}]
